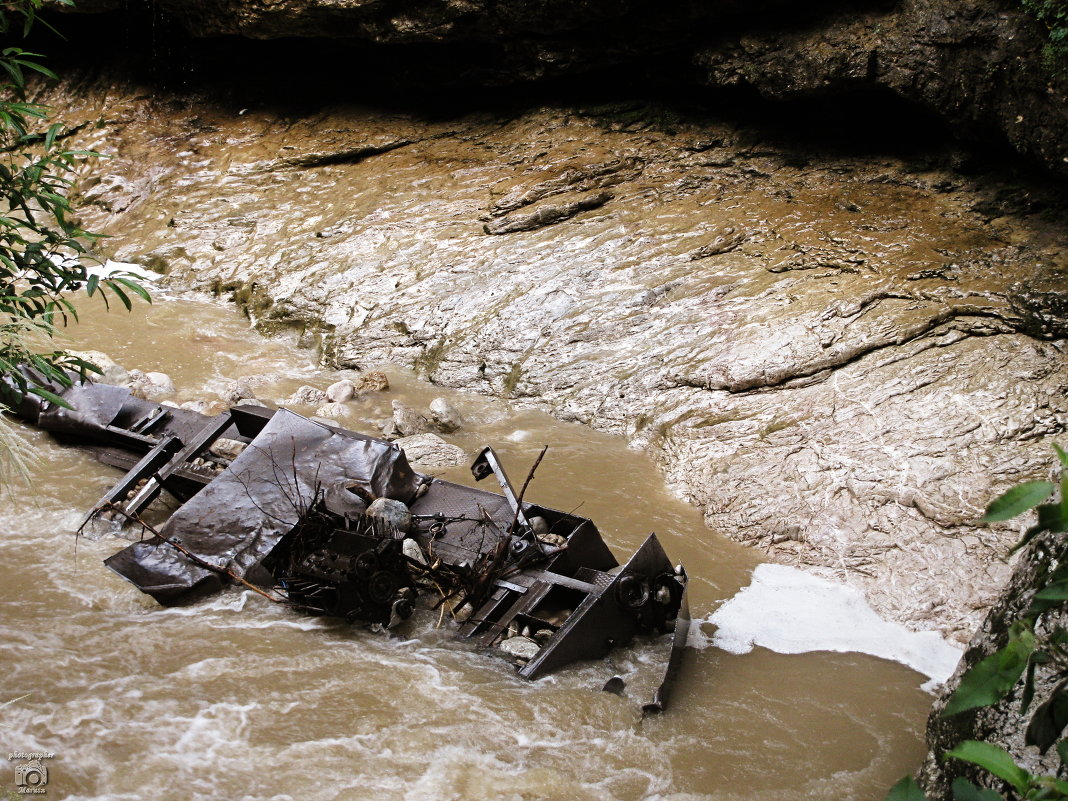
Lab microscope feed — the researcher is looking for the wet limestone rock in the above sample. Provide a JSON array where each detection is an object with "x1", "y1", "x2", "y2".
[
  {"x1": 483, "y1": 190, "x2": 613, "y2": 235},
  {"x1": 127, "y1": 369, "x2": 176, "y2": 399},
  {"x1": 57, "y1": 0, "x2": 1068, "y2": 177},
  {"x1": 315, "y1": 402, "x2": 352, "y2": 420},
  {"x1": 325, "y1": 378, "x2": 356, "y2": 403},
  {"x1": 396, "y1": 433, "x2": 467, "y2": 469},
  {"x1": 283, "y1": 385, "x2": 327, "y2": 406},
  {"x1": 428, "y1": 397, "x2": 463, "y2": 433},
  {"x1": 59, "y1": 87, "x2": 1068, "y2": 641},
  {"x1": 390, "y1": 400, "x2": 429, "y2": 437}
]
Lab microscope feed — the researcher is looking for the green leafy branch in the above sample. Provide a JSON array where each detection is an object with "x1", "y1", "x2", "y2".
[{"x1": 0, "y1": 0, "x2": 150, "y2": 412}]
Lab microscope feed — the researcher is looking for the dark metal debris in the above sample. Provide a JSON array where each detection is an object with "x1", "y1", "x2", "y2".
[{"x1": 12, "y1": 377, "x2": 690, "y2": 712}]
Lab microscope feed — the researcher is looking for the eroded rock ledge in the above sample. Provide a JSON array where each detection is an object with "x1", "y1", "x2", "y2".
[
  {"x1": 50, "y1": 78, "x2": 1068, "y2": 643},
  {"x1": 55, "y1": 0, "x2": 1068, "y2": 179}
]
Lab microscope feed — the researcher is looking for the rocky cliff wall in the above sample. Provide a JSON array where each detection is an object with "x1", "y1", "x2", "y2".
[{"x1": 56, "y1": 0, "x2": 1068, "y2": 179}]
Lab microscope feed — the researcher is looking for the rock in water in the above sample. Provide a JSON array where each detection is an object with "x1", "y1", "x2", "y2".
[
  {"x1": 325, "y1": 379, "x2": 356, "y2": 403},
  {"x1": 366, "y1": 498, "x2": 412, "y2": 532},
  {"x1": 358, "y1": 371, "x2": 390, "y2": 393},
  {"x1": 396, "y1": 433, "x2": 467, "y2": 468},
  {"x1": 391, "y1": 400, "x2": 429, "y2": 437},
  {"x1": 314, "y1": 402, "x2": 352, "y2": 420},
  {"x1": 499, "y1": 636, "x2": 541, "y2": 661},
  {"x1": 429, "y1": 397, "x2": 463, "y2": 433},
  {"x1": 67, "y1": 350, "x2": 129, "y2": 385},
  {"x1": 127, "y1": 369, "x2": 175, "y2": 399},
  {"x1": 283, "y1": 385, "x2": 327, "y2": 406},
  {"x1": 221, "y1": 378, "x2": 257, "y2": 405}
]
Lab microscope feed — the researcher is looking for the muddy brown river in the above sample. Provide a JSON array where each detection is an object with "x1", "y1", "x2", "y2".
[{"x1": 0, "y1": 292, "x2": 940, "y2": 800}]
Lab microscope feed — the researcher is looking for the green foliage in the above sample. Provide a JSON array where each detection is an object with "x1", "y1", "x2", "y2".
[
  {"x1": 886, "y1": 446, "x2": 1068, "y2": 800},
  {"x1": 943, "y1": 621, "x2": 1036, "y2": 716},
  {"x1": 887, "y1": 776, "x2": 928, "y2": 801},
  {"x1": 1021, "y1": 0, "x2": 1068, "y2": 74},
  {"x1": 952, "y1": 777, "x2": 1005, "y2": 801},
  {"x1": 945, "y1": 742, "x2": 1031, "y2": 796},
  {"x1": 982, "y1": 483, "x2": 1056, "y2": 523},
  {"x1": 0, "y1": 0, "x2": 148, "y2": 410}
]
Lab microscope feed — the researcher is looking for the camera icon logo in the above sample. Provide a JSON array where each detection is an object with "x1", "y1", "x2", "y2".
[{"x1": 14, "y1": 760, "x2": 48, "y2": 789}]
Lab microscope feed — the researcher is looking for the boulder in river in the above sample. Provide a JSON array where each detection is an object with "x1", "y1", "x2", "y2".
[
  {"x1": 283, "y1": 385, "x2": 328, "y2": 406},
  {"x1": 390, "y1": 400, "x2": 429, "y2": 437},
  {"x1": 428, "y1": 397, "x2": 463, "y2": 433},
  {"x1": 325, "y1": 378, "x2": 356, "y2": 403},
  {"x1": 396, "y1": 433, "x2": 467, "y2": 469},
  {"x1": 357, "y1": 371, "x2": 390, "y2": 393},
  {"x1": 127, "y1": 369, "x2": 176, "y2": 399},
  {"x1": 315, "y1": 402, "x2": 352, "y2": 420}
]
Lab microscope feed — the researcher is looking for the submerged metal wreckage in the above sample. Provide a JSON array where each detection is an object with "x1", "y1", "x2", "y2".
[{"x1": 11, "y1": 377, "x2": 689, "y2": 712}]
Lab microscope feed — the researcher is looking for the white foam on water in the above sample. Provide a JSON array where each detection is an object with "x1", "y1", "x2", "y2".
[{"x1": 701, "y1": 563, "x2": 962, "y2": 689}]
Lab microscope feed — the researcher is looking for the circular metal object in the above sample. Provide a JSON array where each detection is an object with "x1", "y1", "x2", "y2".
[
  {"x1": 367, "y1": 570, "x2": 397, "y2": 604},
  {"x1": 615, "y1": 573, "x2": 650, "y2": 610},
  {"x1": 354, "y1": 551, "x2": 379, "y2": 579}
]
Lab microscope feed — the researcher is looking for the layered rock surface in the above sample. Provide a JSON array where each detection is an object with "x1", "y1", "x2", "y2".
[{"x1": 50, "y1": 81, "x2": 1068, "y2": 643}]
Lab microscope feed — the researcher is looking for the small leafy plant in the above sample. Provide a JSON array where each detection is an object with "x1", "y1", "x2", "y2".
[
  {"x1": 1021, "y1": 0, "x2": 1068, "y2": 74},
  {"x1": 887, "y1": 445, "x2": 1068, "y2": 800}
]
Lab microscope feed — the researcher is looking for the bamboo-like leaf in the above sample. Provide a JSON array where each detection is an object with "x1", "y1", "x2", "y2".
[
  {"x1": 28, "y1": 385, "x2": 70, "y2": 409},
  {"x1": 111, "y1": 276, "x2": 152, "y2": 303},
  {"x1": 106, "y1": 281, "x2": 132, "y2": 311},
  {"x1": 1034, "y1": 581, "x2": 1068, "y2": 602}
]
